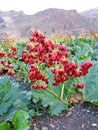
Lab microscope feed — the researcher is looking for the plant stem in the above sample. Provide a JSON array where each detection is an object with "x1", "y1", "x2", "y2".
[
  {"x1": 65, "y1": 84, "x2": 72, "y2": 93},
  {"x1": 60, "y1": 84, "x2": 64, "y2": 99},
  {"x1": 46, "y1": 88, "x2": 69, "y2": 105}
]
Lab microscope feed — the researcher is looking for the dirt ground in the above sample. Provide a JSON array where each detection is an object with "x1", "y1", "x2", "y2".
[{"x1": 30, "y1": 103, "x2": 98, "y2": 130}]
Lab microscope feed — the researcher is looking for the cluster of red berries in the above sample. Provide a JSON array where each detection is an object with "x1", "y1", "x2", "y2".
[
  {"x1": 28, "y1": 65, "x2": 48, "y2": 89},
  {"x1": 0, "y1": 31, "x2": 93, "y2": 89},
  {"x1": 0, "y1": 52, "x2": 5, "y2": 58},
  {"x1": 7, "y1": 70, "x2": 15, "y2": 76},
  {"x1": 0, "y1": 46, "x2": 18, "y2": 76},
  {"x1": 32, "y1": 84, "x2": 48, "y2": 89},
  {"x1": 0, "y1": 68, "x2": 5, "y2": 75},
  {"x1": 0, "y1": 52, "x2": 5, "y2": 74},
  {"x1": 52, "y1": 61, "x2": 93, "y2": 86},
  {"x1": 7, "y1": 46, "x2": 18, "y2": 60},
  {"x1": 30, "y1": 31, "x2": 45, "y2": 43},
  {"x1": 0, "y1": 60, "x2": 15, "y2": 76},
  {"x1": 73, "y1": 83, "x2": 84, "y2": 89},
  {"x1": 28, "y1": 65, "x2": 48, "y2": 82},
  {"x1": 21, "y1": 31, "x2": 93, "y2": 89},
  {"x1": 80, "y1": 61, "x2": 93, "y2": 76},
  {"x1": 1, "y1": 60, "x2": 14, "y2": 68}
]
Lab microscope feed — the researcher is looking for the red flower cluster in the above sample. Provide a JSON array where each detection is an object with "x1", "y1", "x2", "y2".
[
  {"x1": 0, "y1": 46, "x2": 18, "y2": 76},
  {"x1": 52, "y1": 61, "x2": 93, "y2": 86},
  {"x1": 80, "y1": 61, "x2": 93, "y2": 76},
  {"x1": 28, "y1": 65, "x2": 48, "y2": 89},
  {"x1": 32, "y1": 84, "x2": 48, "y2": 90},
  {"x1": 73, "y1": 83, "x2": 84, "y2": 89},
  {"x1": 22, "y1": 50, "x2": 29, "y2": 64},
  {"x1": 11, "y1": 46, "x2": 17, "y2": 55},
  {"x1": 28, "y1": 65, "x2": 48, "y2": 82},
  {"x1": 0, "y1": 52, "x2": 5, "y2": 58},
  {"x1": 0, "y1": 60, "x2": 15, "y2": 76},
  {"x1": 0, "y1": 68, "x2": 5, "y2": 75},
  {"x1": 7, "y1": 70, "x2": 15, "y2": 76},
  {"x1": 7, "y1": 46, "x2": 18, "y2": 60},
  {"x1": 52, "y1": 69, "x2": 68, "y2": 86},
  {"x1": 30, "y1": 31, "x2": 45, "y2": 43},
  {"x1": 1, "y1": 60, "x2": 13, "y2": 69},
  {"x1": 23, "y1": 32, "x2": 70, "y2": 67},
  {"x1": 22, "y1": 31, "x2": 93, "y2": 89}
]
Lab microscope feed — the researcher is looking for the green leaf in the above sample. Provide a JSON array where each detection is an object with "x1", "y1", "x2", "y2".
[
  {"x1": 67, "y1": 39, "x2": 93, "y2": 64},
  {"x1": 94, "y1": 42, "x2": 98, "y2": 49},
  {"x1": 92, "y1": 49, "x2": 98, "y2": 60},
  {"x1": 0, "y1": 76, "x2": 11, "y2": 100},
  {"x1": 12, "y1": 110, "x2": 30, "y2": 130},
  {"x1": 32, "y1": 89, "x2": 68, "y2": 115},
  {"x1": 45, "y1": 68, "x2": 54, "y2": 88},
  {"x1": 17, "y1": 42, "x2": 27, "y2": 58},
  {"x1": 0, "y1": 76, "x2": 31, "y2": 122},
  {"x1": 0, "y1": 122, "x2": 11, "y2": 130},
  {"x1": 84, "y1": 62, "x2": 98, "y2": 104},
  {"x1": 43, "y1": 96, "x2": 66, "y2": 115}
]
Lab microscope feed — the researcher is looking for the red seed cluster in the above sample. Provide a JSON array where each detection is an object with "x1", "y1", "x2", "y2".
[
  {"x1": 32, "y1": 84, "x2": 48, "y2": 90},
  {"x1": 0, "y1": 52, "x2": 5, "y2": 58},
  {"x1": 28, "y1": 65, "x2": 48, "y2": 83},
  {"x1": 30, "y1": 31, "x2": 45, "y2": 43},
  {"x1": 0, "y1": 68, "x2": 5, "y2": 75},
  {"x1": 21, "y1": 31, "x2": 93, "y2": 89},
  {"x1": 0, "y1": 31, "x2": 93, "y2": 89},
  {"x1": 28, "y1": 65, "x2": 48, "y2": 89},
  {"x1": 0, "y1": 46, "x2": 18, "y2": 76},
  {"x1": 1, "y1": 60, "x2": 13, "y2": 68},
  {"x1": 7, "y1": 46, "x2": 18, "y2": 60},
  {"x1": 7, "y1": 70, "x2": 15, "y2": 76},
  {"x1": 0, "y1": 60, "x2": 15, "y2": 76},
  {"x1": 80, "y1": 61, "x2": 93, "y2": 76},
  {"x1": 73, "y1": 83, "x2": 84, "y2": 89}
]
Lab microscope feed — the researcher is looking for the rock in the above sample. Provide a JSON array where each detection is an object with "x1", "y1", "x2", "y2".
[
  {"x1": 34, "y1": 126, "x2": 39, "y2": 130},
  {"x1": 92, "y1": 123, "x2": 97, "y2": 127},
  {"x1": 42, "y1": 126, "x2": 48, "y2": 130}
]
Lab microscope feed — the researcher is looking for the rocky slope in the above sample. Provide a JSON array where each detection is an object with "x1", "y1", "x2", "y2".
[{"x1": 0, "y1": 8, "x2": 98, "y2": 38}]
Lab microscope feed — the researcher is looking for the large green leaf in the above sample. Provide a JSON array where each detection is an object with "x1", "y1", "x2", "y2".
[
  {"x1": 0, "y1": 76, "x2": 31, "y2": 122},
  {"x1": 0, "y1": 76, "x2": 11, "y2": 100},
  {"x1": 84, "y1": 62, "x2": 98, "y2": 104},
  {"x1": 12, "y1": 110, "x2": 30, "y2": 130},
  {"x1": 32, "y1": 89, "x2": 68, "y2": 115},
  {"x1": 42, "y1": 95, "x2": 66, "y2": 115},
  {"x1": 0, "y1": 122, "x2": 11, "y2": 130},
  {"x1": 92, "y1": 49, "x2": 98, "y2": 61},
  {"x1": 67, "y1": 39, "x2": 93, "y2": 65}
]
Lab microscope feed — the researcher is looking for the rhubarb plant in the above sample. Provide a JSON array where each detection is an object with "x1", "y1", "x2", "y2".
[{"x1": 21, "y1": 31, "x2": 93, "y2": 114}]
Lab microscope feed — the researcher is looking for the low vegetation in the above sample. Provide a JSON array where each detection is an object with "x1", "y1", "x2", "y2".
[{"x1": 0, "y1": 31, "x2": 98, "y2": 130}]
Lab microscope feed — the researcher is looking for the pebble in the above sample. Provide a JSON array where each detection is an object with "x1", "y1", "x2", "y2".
[
  {"x1": 65, "y1": 111, "x2": 72, "y2": 117},
  {"x1": 87, "y1": 110, "x2": 90, "y2": 113},
  {"x1": 34, "y1": 126, "x2": 39, "y2": 130},
  {"x1": 50, "y1": 124, "x2": 55, "y2": 129},
  {"x1": 81, "y1": 124, "x2": 84, "y2": 128},
  {"x1": 42, "y1": 126, "x2": 48, "y2": 130},
  {"x1": 92, "y1": 123, "x2": 97, "y2": 127}
]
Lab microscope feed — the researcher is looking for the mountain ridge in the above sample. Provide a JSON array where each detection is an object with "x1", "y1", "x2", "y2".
[{"x1": 0, "y1": 8, "x2": 98, "y2": 38}]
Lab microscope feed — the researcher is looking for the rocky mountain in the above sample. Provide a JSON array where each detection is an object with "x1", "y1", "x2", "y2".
[
  {"x1": 30, "y1": 8, "x2": 93, "y2": 35},
  {"x1": 0, "y1": 10, "x2": 32, "y2": 38},
  {"x1": 80, "y1": 7, "x2": 98, "y2": 19},
  {"x1": 80, "y1": 8, "x2": 98, "y2": 32},
  {"x1": 0, "y1": 8, "x2": 98, "y2": 38}
]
